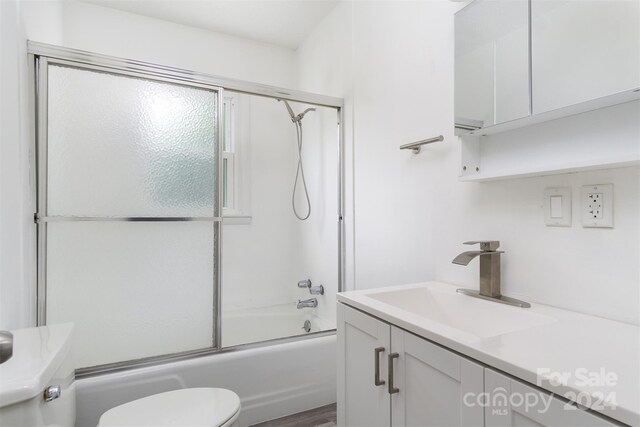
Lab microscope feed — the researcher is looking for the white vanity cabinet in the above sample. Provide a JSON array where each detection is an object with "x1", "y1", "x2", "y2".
[
  {"x1": 337, "y1": 302, "x2": 391, "y2": 426},
  {"x1": 390, "y1": 326, "x2": 485, "y2": 426},
  {"x1": 531, "y1": 0, "x2": 640, "y2": 114},
  {"x1": 338, "y1": 302, "x2": 621, "y2": 427},
  {"x1": 337, "y1": 303, "x2": 484, "y2": 427},
  {"x1": 484, "y1": 369, "x2": 618, "y2": 427}
]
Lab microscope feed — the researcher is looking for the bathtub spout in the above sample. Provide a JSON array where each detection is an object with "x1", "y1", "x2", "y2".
[{"x1": 297, "y1": 298, "x2": 318, "y2": 309}]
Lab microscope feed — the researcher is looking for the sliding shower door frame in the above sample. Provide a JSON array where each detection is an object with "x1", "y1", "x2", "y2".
[
  {"x1": 32, "y1": 51, "x2": 225, "y2": 370},
  {"x1": 29, "y1": 42, "x2": 345, "y2": 378}
]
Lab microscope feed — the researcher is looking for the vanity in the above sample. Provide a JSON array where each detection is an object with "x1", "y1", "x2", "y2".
[{"x1": 336, "y1": 282, "x2": 639, "y2": 426}]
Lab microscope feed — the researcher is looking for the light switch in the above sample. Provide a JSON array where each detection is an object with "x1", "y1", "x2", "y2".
[
  {"x1": 544, "y1": 187, "x2": 571, "y2": 227},
  {"x1": 550, "y1": 195, "x2": 563, "y2": 218}
]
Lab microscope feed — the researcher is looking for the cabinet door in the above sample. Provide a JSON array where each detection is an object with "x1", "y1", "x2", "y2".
[
  {"x1": 337, "y1": 304, "x2": 391, "y2": 427},
  {"x1": 455, "y1": 0, "x2": 530, "y2": 130},
  {"x1": 390, "y1": 327, "x2": 484, "y2": 426},
  {"x1": 532, "y1": 0, "x2": 640, "y2": 114},
  {"x1": 485, "y1": 369, "x2": 617, "y2": 427}
]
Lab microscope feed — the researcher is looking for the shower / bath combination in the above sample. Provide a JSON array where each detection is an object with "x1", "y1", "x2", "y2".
[{"x1": 279, "y1": 99, "x2": 316, "y2": 220}]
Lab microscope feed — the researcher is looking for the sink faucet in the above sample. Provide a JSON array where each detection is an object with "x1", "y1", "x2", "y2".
[{"x1": 452, "y1": 241, "x2": 530, "y2": 308}]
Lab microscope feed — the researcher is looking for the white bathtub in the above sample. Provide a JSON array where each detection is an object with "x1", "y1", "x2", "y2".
[
  {"x1": 75, "y1": 333, "x2": 336, "y2": 427},
  {"x1": 222, "y1": 303, "x2": 334, "y2": 347}
]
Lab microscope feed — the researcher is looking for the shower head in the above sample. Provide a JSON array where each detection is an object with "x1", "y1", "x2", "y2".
[
  {"x1": 278, "y1": 99, "x2": 315, "y2": 123},
  {"x1": 296, "y1": 108, "x2": 316, "y2": 122}
]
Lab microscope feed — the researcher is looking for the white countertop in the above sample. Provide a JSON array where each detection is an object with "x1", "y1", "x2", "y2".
[{"x1": 337, "y1": 281, "x2": 640, "y2": 426}]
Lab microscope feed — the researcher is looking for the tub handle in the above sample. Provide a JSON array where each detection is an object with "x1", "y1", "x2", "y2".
[
  {"x1": 388, "y1": 353, "x2": 399, "y2": 394},
  {"x1": 374, "y1": 347, "x2": 385, "y2": 386}
]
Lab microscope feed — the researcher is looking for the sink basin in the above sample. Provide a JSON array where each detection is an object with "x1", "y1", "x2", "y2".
[{"x1": 366, "y1": 285, "x2": 555, "y2": 340}]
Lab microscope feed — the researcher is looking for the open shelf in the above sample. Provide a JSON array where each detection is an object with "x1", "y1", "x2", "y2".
[
  {"x1": 459, "y1": 158, "x2": 640, "y2": 182},
  {"x1": 458, "y1": 99, "x2": 640, "y2": 182}
]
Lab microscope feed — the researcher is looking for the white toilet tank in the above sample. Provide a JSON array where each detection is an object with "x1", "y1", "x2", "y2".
[{"x1": 0, "y1": 323, "x2": 75, "y2": 427}]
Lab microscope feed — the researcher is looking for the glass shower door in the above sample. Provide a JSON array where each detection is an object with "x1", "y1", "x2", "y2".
[{"x1": 39, "y1": 62, "x2": 220, "y2": 370}]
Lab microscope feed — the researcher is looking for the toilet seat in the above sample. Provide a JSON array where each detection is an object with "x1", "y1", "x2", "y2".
[{"x1": 97, "y1": 388, "x2": 241, "y2": 427}]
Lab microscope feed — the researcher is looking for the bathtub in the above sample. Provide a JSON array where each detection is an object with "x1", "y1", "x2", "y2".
[
  {"x1": 75, "y1": 314, "x2": 336, "y2": 426},
  {"x1": 222, "y1": 303, "x2": 334, "y2": 347}
]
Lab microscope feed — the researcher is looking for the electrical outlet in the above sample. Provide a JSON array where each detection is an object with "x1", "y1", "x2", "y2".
[
  {"x1": 586, "y1": 193, "x2": 603, "y2": 219},
  {"x1": 582, "y1": 184, "x2": 613, "y2": 228}
]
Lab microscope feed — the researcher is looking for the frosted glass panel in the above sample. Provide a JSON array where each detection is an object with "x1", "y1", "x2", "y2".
[
  {"x1": 46, "y1": 222, "x2": 216, "y2": 369},
  {"x1": 47, "y1": 65, "x2": 218, "y2": 217}
]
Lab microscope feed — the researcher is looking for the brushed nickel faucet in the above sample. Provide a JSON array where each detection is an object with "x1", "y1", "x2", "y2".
[
  {"x1": 452, "y1": 241, "x2": 530, "y2": 308},
  {"x1": 297, "y1": 298, "x2": 318, "y2": 309}
]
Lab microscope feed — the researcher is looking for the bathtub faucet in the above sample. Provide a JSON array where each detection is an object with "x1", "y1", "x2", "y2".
[{"x1": 297, "y1": 298, "x2": 318, "y2": 309}]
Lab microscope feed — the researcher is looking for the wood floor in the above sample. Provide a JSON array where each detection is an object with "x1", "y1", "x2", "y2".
[{"x1": 250, "y1": 403, "x2": 337, "y2": 427}]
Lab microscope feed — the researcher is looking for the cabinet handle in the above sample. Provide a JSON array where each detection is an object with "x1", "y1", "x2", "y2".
[
  {"x1": 374, "y1": 347, "x2": 385, "y2": 386},
  {"x1": 388, "y1": 352, "x2": 399, "y2": 394}
]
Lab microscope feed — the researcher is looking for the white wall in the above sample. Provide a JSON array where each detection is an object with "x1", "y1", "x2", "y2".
[
  {"x1": 296, "y1": 0, "x2": 356, "y2": 303},
  {"x1": 20, "y1": 0, "x2": 296, "y2": 88},
  {"x1": 295, "y1": 0, "x2": 640, "y2": 325},
  {"x1": 0, "y1": 0, "x2": 35, "y2": 330}
]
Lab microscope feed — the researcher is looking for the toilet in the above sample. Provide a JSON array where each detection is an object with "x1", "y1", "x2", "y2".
[
  {"x1": 0, "y1": 323, "x2": 77, "y2": 427},
  {"x1": 0, "y1": 324, "x2": 240, "y2": 427},
  {"x1": 98, "y1": 388, "x2": 241, "y2": 427}
]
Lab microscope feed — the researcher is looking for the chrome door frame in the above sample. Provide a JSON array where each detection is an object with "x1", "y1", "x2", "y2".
[
  {"x1": 29, "y1": 41, "x2": 345, "y2": 378},
  {"x1": 28, "y1": 42, "x2": 343, "y2": 108}
]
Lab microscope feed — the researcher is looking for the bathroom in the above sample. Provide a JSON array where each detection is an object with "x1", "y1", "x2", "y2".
[{"x1": 0, "y1": 0, "x2": 637, "y2": 426}]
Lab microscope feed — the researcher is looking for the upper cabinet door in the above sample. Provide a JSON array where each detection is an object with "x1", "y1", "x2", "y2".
[
  {"x1": 455, "y1": 0, "x2": 530, "y2": 131},
  {"x1": 532, "y1": 0, "x2": 640, "y2": 114}
]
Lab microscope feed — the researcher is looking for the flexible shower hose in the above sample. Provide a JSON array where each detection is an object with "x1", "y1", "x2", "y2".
[{"x1": 293, "y1": 121, "x2": 311, "y2": 220}]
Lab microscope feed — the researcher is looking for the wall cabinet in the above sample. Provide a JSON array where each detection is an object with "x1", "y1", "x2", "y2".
[
  {"x1": 455, "y1": 0, "x2": 530, "y2": 130},
  {"x1": 337, "y1": 303, "x2": 484, "y2": 426},
  {"x1": 454, "y1": 0, "x2": 640, "y2": 181},
  {"x1": 338, "y1": 303, "x2": 617, "y2": 427},
  {"x1": 531, "y1": 0, "x2": 640, "y2": 114},
  {"x1": 455, "y1": 0, "x2": 639, "y2": 133}
]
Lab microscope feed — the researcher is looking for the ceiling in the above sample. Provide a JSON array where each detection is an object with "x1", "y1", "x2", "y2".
[{"x1": 79, "y1": 0, "x2": 341, "y2": 50}]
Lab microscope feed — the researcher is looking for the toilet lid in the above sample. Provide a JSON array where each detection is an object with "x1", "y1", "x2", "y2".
[{"x1": 98, "y1": 388, "x2": 241, "y2": 427}]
